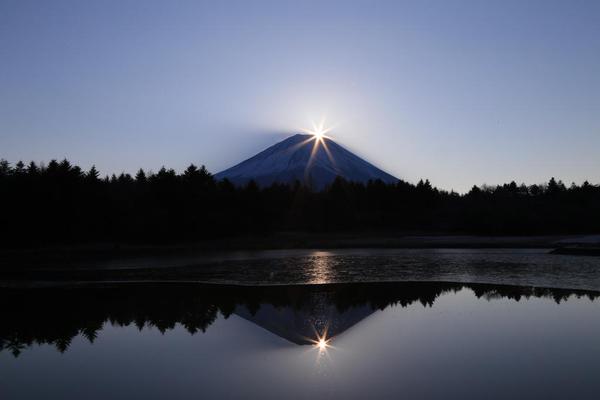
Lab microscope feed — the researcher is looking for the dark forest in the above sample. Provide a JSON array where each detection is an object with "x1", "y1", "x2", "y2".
[{"x1": 1, "y1": 158, "x2": 599, "y2": 247}]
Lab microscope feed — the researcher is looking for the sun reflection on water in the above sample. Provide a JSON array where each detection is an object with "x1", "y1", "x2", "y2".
[
  {"x1": 311, "y1": 329, "x2": 331, "y2": 353},
  {"x1": 317, "y1": 338, "x2": 328, "y2": 351},
  {"x1": 308, "y1": 322, "x2": 334, "y2": 361},
  {"x1": 308, "y1": 251, "x2": 333, "y2": 284}
]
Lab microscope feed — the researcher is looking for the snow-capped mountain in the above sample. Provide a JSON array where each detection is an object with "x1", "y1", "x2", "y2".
[{"x1": 215, "y1": 134, "x2": 398, "y2": 189}]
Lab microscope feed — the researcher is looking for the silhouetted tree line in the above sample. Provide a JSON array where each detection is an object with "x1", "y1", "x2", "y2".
[
  {"x1": 2, "y1": 282, "x2": 595, "y2": 356},
  {"x1": 1, "y1": 158, "x2": 599, "y2": 246}
]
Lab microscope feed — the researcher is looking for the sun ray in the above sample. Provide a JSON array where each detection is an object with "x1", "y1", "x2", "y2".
[
  {"x1": 319, "y1": 137, "x2": 338, "y2": 172},
  {"x1": 288, "y1": 136, "x2": 316, "y2": 153},
  {"x1": 304, "y1": 136, "x2": 321, "y2": 183}
]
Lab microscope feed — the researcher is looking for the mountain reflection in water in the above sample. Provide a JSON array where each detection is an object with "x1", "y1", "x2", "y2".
[
  {"x1": 0, "y1": 282, "x2": 599, "y2": 356},
  {"x1": 1, "y1": 282, "x2": 598, "y2": 356},
  {"x1": 3, "y1": 281, "x2": 600, "y2": 400}
]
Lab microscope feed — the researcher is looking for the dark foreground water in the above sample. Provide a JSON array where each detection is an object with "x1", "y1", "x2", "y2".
[{"x1": 1, "y1": 282, "x2": 599, "y2": 399}]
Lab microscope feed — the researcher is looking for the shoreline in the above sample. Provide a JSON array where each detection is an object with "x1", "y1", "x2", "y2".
[
  {"x1": 2, "y1": 233, "x2": 599, "y2": 271},
  {"x1": 3, "y1": 232, "x2": 597, "y2": 257},
  {"x1": 2, "y1": 279, "x2": 599, "y2": 295}
]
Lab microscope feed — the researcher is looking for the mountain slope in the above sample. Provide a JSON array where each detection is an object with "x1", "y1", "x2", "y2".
[{"x1": 215, "y1": 134, "x2": 398, "y2": 189}]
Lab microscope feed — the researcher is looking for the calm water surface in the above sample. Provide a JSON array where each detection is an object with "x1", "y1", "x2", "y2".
[{"x1": 1, "y1": 282, "x2": 599, "y2": 399}]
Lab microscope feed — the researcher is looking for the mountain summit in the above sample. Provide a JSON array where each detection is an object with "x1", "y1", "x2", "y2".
[{"x1": 215, "y1": 133, "x2": 398, "y2": 189}]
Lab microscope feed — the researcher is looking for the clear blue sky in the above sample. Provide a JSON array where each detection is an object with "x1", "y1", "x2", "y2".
[{"x1": 1, "y1": 0, "x2": 599, "y2": 192}]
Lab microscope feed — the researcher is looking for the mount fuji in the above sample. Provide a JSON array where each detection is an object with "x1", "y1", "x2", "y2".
[{"x1": 215, "y1": 134, "x2": 398, "y2": 189}]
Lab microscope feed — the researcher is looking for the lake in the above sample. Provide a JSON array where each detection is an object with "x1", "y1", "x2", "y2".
[
  {"x1": 1, "y1": 281, "x2": 599, "y2": 399},
  {"x1": 8, "y1": 248, "x2": 600, "y2": 291}
]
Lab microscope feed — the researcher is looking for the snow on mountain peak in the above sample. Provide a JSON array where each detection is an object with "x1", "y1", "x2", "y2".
[{"x1": 215, "y1": 133, "x2": 398, "y2": 189}]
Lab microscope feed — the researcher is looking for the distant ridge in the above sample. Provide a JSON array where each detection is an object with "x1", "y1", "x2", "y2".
[{"x1": 215, "y1": 133, "x2": 398, "y2": 189}]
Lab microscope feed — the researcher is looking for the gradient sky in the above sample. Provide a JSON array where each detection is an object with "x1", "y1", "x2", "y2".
[{"x1": 1, "y1": 0, "x2": 599, "y2": 192}]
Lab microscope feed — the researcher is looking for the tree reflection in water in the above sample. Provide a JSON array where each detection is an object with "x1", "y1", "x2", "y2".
[{"x1": 1, "y1": 282, "x2": 597, "y2": 357}]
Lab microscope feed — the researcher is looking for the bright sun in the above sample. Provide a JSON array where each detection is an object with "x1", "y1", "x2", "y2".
[
  {"x1": 304, "y1": 119, "x2": 332, "y2": 142},
  {"x1": 300, "y1": 119, "x2": 337, "y2": 172}
]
